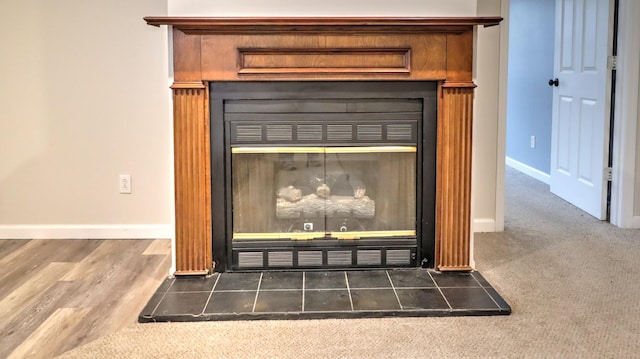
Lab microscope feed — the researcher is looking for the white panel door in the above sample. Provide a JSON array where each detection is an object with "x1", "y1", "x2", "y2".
[{"x1": 550, "y1": 0, "x2": 613, "y2": 220}]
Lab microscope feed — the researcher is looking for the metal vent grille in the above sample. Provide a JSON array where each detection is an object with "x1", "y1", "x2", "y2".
[
  {"x1": 297, "y1": 124, "x2": 323, "y2": 141},
  {"x1": 357, "y1": 124, "x2": 383, "y2": 141},
  {"x1": 298, "y1": 251, "x2": 323, "y2": 267},
  {"x1": 357, "y1": 250, "x2": 382, "y2": 266},
  {"x1": 327, "y1": 125, "x2": 353, "y2": 141},
  {"x1": 268, "y1": 252, "x2": 294, "y2": 267},
  {"x1": 235, "y1": 125, "x2": 263, "y2": 142},
  {"x1": 387, "y1": 124, "x2": 414, "y2": 141},
  {"x1": 386, "y1": 249, "x2": 411, "y2": 265},
  {"x1": 327, "y1": 251, "x2": 352, "y2": 266},
  {"x1": 237, "y1": 252, "x2": 264, "y2": 268},
  {"x1": 266, "y1": 125, "x2": 293, "y2": 141}
]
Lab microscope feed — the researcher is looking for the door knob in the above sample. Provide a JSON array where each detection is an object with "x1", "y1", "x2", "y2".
[{"x1": 548, "y1": 78, "x2": 559, "y2": 87}]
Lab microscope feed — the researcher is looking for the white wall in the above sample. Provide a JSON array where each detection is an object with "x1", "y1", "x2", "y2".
[
  {"x1": 168, "y1": 0, "x2": 477, "y2": 16},
  {"x1": 0, "y1": 0, "x2": 173, "y2": 238},
  {"x1": 505, "y1": 0, "x2": 555, "y2": 175},
  {"x1": 474, "y1": 0, "x2": 506, "y2": 232},
  {"x1": 0, "y1": 0, "x2": 505, "y2": 240}
]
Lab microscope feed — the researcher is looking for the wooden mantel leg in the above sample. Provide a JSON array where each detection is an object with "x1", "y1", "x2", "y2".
[
  {"x1": 436, "y1": 82, "x2": 475, "y2": 271},
  {"x1": 171, "y1": 82, "x2": 212, "y2": 275}
]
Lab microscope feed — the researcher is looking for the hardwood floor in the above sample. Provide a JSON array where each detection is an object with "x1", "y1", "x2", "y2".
[{"x1": 0, "y1": 238, "x2": 171, "y2": 358}]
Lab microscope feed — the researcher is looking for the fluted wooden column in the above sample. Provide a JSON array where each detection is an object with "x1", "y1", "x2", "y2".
[
  {"x1": 172, "y1": 82, "x2": 212, "y2": 275},
  {"x1": 436, "y1": 82, "x2": 475, "y2": 271}
]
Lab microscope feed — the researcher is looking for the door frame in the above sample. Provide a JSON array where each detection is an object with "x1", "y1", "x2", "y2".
[
  {"x1": 496, "y1": 0, "x2": 639, "y2": 228},
  {"x1": 609, "y1": 0, "x2": 640, "y2": 227}
]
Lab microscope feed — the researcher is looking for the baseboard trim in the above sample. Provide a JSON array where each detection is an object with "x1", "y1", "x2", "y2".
[
  {"x1": 505, "y1": 156, "x2": 550, "y2": 184},
  {"x1": 473, "y1": 219, "x2": 496, "y2": 233},
  {"x1": 0, "y1": 225, "x2": 173, "y2": 240},
  {"x1": 632, "y1": 216, "x2": 640, "y2": 228}
]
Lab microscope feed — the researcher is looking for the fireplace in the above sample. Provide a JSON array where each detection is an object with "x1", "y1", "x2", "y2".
[
  {"x1": 210, "y1": 81, "x2": 436, "y2": 270},
  {"x1": 144, "y1": 17, "x2": 503, "y2": 274}
]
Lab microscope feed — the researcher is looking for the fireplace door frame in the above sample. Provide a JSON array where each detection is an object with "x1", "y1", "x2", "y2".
[
  {"x1": 210, "y1": 81, "x2": 437, "y2": 271},
  {"x1": 144, "y1": 17, "x2": 503, "y2": 275}
]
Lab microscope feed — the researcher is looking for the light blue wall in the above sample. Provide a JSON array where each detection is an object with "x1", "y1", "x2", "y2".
[{"x1": 506, "y1": 0, "x2": 555, "y2": 174}]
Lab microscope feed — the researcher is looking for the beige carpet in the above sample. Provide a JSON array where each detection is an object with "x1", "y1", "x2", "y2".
[{"x1": 58, "y1": 168, "x2": 640, "y2": 358}]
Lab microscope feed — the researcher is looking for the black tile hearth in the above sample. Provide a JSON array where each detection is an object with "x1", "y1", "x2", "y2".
[
  {"x1": 205, "y1": 291, "x2": 256, "y2": 313},
  {"x1": 154, "y1": 292, "x2": 209, "y2": 316},
  {"x1": 350, "y1": 289, "x2": 401, "y2": 311},
  {"x1": 139, "y1": 269, "x2": 510, "y2": 322},
  {"x1": 440, "y1": 287, "x2": 500, "y2": 310},
  {"x1": 388, "y1": 269, "x2": 436, "y2": 288},
  {"x1": 304, "y1": 271, "x2": 347, "y2": 290},
  {"x1": 485, "y1": 287, "x2": 512, "y2": 311},
  {"x1": 214, "y1": 272, "x2": 261, "y2": 291},
  {"x1": 346, "y1": 270, "x2": 392, "y2": 289},
  {"x1": 255, "y1": 290, "x2": 303, "y2": 313},
  {"x1": 260, "y1": 272, "x2": 303, "y2": 290},
  {"x1": 395, "y1": 288, "x2": 450, "y2": 310},
  {"x1": 470, "y1": 271, "x2": 492, "y2": 287},
  {"x1": 304, "y1": 289, "x2": 352, "y2": 312},
  {"x1": 430, "y1": 271, "x2": 481, "y2": 288},
  {"x1": 168, "y1": 274, "x2": 218, "y2": 292}
]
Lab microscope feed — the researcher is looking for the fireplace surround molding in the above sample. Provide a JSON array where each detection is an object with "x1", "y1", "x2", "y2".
[{"x1": 144, "y1": 16, "x2": 503, "y2": 275}]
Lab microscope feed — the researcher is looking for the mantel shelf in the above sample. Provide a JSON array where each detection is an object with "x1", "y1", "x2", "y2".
[{"x1": 144, "y1": 16, "x2": 502, "y2": 34}]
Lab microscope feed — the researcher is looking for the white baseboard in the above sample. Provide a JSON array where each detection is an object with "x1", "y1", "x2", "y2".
[
  {"x1": 632, "y1": 216, "x2": 640, "y2": 228},
  {"x1": 505, "y1": 156, "x2": 551, "y2": 184},
  {"x1": 473, "y1": 218, "x2": 496, "y2": 233},
  {"x1": 0, "y1": 225, "x2": 173, "y2": 240}
]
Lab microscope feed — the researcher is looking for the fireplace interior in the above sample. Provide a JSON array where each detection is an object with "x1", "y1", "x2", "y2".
[{"x1": 210, "y1": 82, "x2": 437, "y2": 271}]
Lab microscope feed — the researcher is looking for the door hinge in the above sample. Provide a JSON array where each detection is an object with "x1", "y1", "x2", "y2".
[
  {"x1": 605, "y1": 167, "x2": 613, "y2": 181},
  {"x1": 607, "y1": 56, "x2": 617, "y2": 70}
]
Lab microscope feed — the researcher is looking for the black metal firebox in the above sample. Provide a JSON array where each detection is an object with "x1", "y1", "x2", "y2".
[{"x1": 210, "y1": 82, "x2": 437, "y2": 271}]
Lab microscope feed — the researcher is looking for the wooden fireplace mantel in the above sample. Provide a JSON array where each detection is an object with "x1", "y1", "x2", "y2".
[
  {"x1": 145, "y1": 16, "x2": 502, "y2": 274},
  {"x1": 144, "y1": 16, "x2": 501, "y2": 33}
]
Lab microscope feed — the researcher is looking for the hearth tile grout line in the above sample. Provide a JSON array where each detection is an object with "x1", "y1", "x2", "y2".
[
  {"x1": 344, "y1": 271, "x2": 354, "y2": 311},
  {"x1": 149, "y1": 277, "x2": 175, "y2": 317},
  {"x1": 200, "y1": 273, "x2": 221, "y2": 315},
  {"x1": 386, "y1": 270, "x2": 403, "y2": 309},
  {"x1": 160, "y1": 305, "x2": 501, "y2": 316},
  {"x1": 158, "y1": 306, "x2": 498, "y2": 318},
  {"x1": 208, "y1": 287, "x2": 440, "y2": 293},
  {"x1": 252, "y1": 272, "x2": 264, "y2": 313},
  {"x1": 194, "y1": 286, "x2": 449, "y2": 294},
  {"x1": 428, "y1": 271, "x2": 452, "y2": 311},
  {"x1": 169, "y1": 280, "x2": 481, "y2": 292},
  {"x1": 301, "y1": 272, "x2": 306, "y2": 312},
  {"x1": 471, "y1": 273, "x2": 502, "y2": 309},
  {"x1": 302, "y1": 287, "x2": 401, "y2": 291}
]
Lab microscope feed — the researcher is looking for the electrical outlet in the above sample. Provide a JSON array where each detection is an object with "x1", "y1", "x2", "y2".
[
  {"x1": 530, "y1": 135, "x2": 536, "y2": 149},
  {"x1": 119, "y1": 174, "x2": 131, "y2": 194}
]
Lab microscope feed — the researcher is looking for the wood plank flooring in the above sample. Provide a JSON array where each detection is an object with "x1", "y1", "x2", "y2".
[{"x1": 0, "y1": 239, "x2": 171, "y2": 358}]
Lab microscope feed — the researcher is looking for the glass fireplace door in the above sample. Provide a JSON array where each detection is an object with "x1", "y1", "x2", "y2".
[{"x1": 231, "y1": 146, "x2": 417, "y2": 241}]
